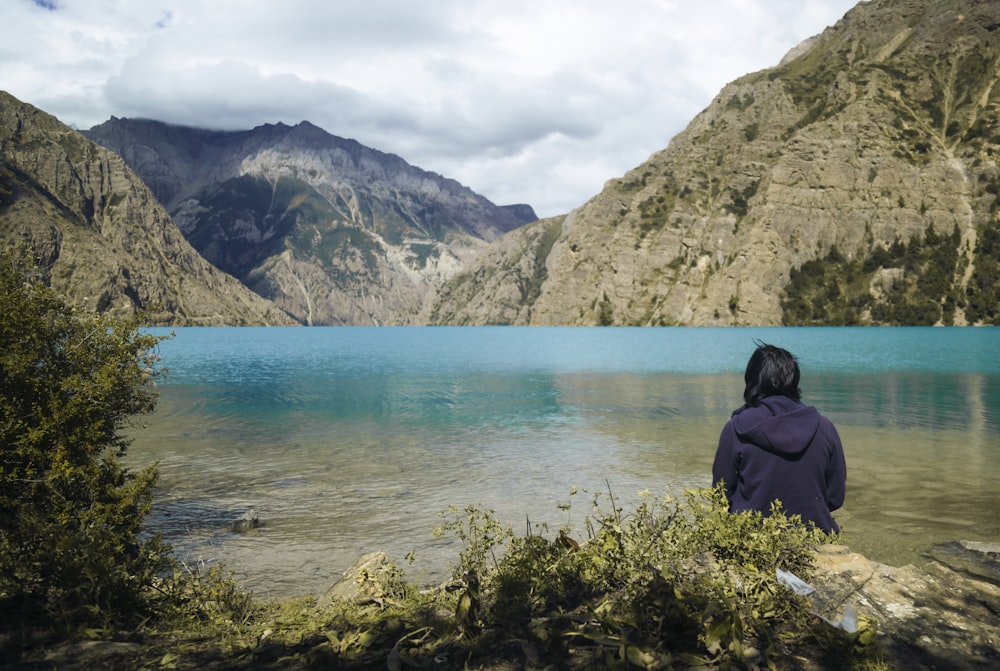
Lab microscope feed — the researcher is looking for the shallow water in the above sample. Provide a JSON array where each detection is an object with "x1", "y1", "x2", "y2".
[{"x1": 127, "y1": 327, "x2": 1000, "y2": 599}]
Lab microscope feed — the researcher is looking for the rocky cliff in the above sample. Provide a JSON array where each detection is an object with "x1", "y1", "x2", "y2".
[
  {"x1": 0, "y1": 92, "x2": 294, "y2": 326},
  {"x1": 428, "y1": 0, "x2": 1000, "y2": 326},
  {"x1": 83, "y1": 119, "x2": 536, "y2": 325}
]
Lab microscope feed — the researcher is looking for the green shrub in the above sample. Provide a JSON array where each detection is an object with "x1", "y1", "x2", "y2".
[
  {"x1": 152, "y1": 561, "x2": 260, "y2": 630},
  {"x1": 597, "y1": 292, "x2": 615, "y2": 326},
  {"x1": 0, "y1": 247, "x2": 172, "y2": 634},
  {"x1": 433, "y1": 484, "x2": 848, "y2": 669}
]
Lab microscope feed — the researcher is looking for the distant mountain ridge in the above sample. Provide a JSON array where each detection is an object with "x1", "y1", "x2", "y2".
[
  {"x1": 84, "y1": 118, "x2": 536, "y2": 325},
  {"x1": 427, "y1": 0, "x2": 1000, "y2": 326},
  {"x1": 0, "y1": 91, "x2": 294, "y2": 326}
]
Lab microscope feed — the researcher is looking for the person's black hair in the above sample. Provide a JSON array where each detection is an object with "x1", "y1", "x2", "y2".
[{"x1": 743, "y1": 341, "x2": 801, "y2": 406}]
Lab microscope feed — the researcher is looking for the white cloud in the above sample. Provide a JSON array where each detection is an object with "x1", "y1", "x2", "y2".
[{"x1": 1, "y1": 0, "x2": 859, "y2": 217}]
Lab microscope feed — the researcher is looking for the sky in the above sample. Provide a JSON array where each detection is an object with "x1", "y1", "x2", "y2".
[{"x1": 2, "y1": 0, "x2": 860, "y2": 218}]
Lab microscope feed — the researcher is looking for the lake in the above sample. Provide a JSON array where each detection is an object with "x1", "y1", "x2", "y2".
[{"x1": 128, "y1": 326, "x2": 1000, "y2": 600}]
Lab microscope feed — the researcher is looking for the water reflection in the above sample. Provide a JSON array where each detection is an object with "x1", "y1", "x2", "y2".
[
  {"x1": 811, "y1": 371, "x2": 1000, "y2": 433},
  {"x1": 130, "y1": 330, "x2": 1000, "y2": 600}
]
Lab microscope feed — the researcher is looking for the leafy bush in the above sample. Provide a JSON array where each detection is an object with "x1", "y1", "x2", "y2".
[
  {"x1": 432, "y1": 484, "x2": 852, "y2": 669},
  {"x1": 0, "y1": 247, "x2": 172, "y2": 633},
  {"x1": 152, "y1": 561, "x2": 260, "y2": 630},
  {"x1": 3, "y1": 474, "x2": 877, "y2": 668}
]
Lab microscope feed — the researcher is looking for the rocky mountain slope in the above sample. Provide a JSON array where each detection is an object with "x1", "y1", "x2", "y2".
[
  {"x1": 428, "y1": 0, "x2": 1000, "y2": 326},
  {"x1": 0, "y1": 92, "x2": 294, "y2": 326},
  {"x1": 84, "y1": 119, "x2": 536, "y2": 325}
]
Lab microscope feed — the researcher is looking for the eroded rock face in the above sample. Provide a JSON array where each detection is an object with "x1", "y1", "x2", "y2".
[
  {"x1": 0, "y1": 92, "x2": 295, "y2": 326},
  {"x1": 810, "y1": 544, "x2": 1000, "y2": 671},
  {"x1": 422, "y1": 216, "x2": 564, "y2": 325},
  {"x1": 429, "y1": 0, "x2": 1000, "y2": 326}
]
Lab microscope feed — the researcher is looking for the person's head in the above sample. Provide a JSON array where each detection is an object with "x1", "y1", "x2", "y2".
[{"x1": 743, "y1": 342, "x2": 801, "y2": 406}]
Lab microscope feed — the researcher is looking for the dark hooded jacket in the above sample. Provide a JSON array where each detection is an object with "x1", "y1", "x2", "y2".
[{"x1": 712, "y1": 395, "x2": 846, "y2": 533}]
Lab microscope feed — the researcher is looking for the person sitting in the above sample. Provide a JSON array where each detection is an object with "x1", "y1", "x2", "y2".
[{"x1": 712, "y1": 342, "x2": 847, "y2": 533}]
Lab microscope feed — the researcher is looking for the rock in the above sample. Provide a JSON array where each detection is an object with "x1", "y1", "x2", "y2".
[
  {"x1": 320, "y1": 551, "x2": 394, "y2": 607},
  {"x1": 809, "y1": 544, "x2": 1000, "y2": 671},
  {"x1": 927, "y1": 541, "x2": 1000, "y2": 586},
  {"x1": 424, "y1": 216, "x2": 564, "y2": 325},
  {"x1": 232, "y1": 508, "x2": 259, "y2": 532}
]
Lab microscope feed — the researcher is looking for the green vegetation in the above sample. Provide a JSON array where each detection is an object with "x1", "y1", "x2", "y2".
[
  {"x1": 517, "y1": 216, "x2": 564, "y2": 306},
  {"x1": 766, "y1": 39, "x2": 849, "y2": 138},
  {"x1": 184, "y1": 173, "x2": 387, "y2": 281},
  {"x1": 0, "y1": 247, "x2": 171, "y2": 634},
  {"x1": 306, "y1": 225, "x2": 381, "y2": 280},
  {"x1": 406, "y1": 242, "x2": 441, "y2": 270},
  {"x1": 723, "y1": 181, "x2": 759, "y2": 220},
  {"x1": 765, "y1": 33, "x2": 1000, "y2": 164},
  {"x1": 870, "y1": 44, "x2": 1000, "y2": 164},
  {"x1": 779, "y1": 224, "x2": 995, "y2": 325},
  {"x1": 427, "y1": 486, "x2": 860, "y2": 670},
  {"x1": 597, "y1": 291, "x2": 615, "y2": 326},
  {"x1": 725, "y1": 93, "x2": 755, "y2": 112},
  {"x1": 965, "y1": 224, "x2": 1000, "y2": 324},
  {"x1": 637, "y1": 172, "x2": 681, "y2": 239},
  {"x1": 11, "y1": 482, "x2": 884, "y2": 670},
  {"x1": 186, "y1": 174, "x2": 303, "y2": 276},
  {"x1": 268, "y1": 177, "x2": 382, "y2": 278}
]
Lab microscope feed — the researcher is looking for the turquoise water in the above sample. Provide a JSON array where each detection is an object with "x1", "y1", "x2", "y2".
[{"x1": 129, "y1": 327, "x2": 1000, "y2": 599}]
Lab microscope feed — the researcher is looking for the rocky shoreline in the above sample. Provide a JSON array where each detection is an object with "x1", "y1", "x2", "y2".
[
  {"x1": 319, "y1": 541, "x2": 1000, "y2": 670},
  {"x1": 808, "y1": 541, "x2": 1000, "y2": 670},
  {"x1": 317, "y1": 540, "x2": 1000, "y2": 670},
  {"x1": 9, "y1": 541, "x2": 999, "y2": 670}
]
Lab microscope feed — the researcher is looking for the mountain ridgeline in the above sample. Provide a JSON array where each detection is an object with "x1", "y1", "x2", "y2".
[
  {"x1": 428, "y1": 0, "x2": 1000, "y2": 326},
  {"x1": 82, "y1": 119, "x2": 536, "y2": 325},
  {"x1": 4, "y1": 0, "x2": 999, "y2": 327}
]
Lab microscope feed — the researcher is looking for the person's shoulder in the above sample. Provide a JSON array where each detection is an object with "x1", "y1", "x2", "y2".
[{"x1": 814, "y1": 412, "x2": 843, "y2": 438}]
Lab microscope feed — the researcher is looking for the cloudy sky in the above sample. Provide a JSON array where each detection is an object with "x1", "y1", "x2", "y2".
[{"x1": 3, "y1": 0, "x2": 859, "y2": 217}]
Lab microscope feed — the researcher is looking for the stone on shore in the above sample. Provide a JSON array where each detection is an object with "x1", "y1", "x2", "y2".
[
  {"x1": 320, "y1": 551, "x2": 395, "y2": 607},
  {"x1": 810, "y1": 543, "x2": 1000, "y2": 671},
  {"x1": 926, "y1": 541, "x2": 1000, "y2": 586}
]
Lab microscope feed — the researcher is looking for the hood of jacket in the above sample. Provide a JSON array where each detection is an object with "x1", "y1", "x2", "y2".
[{"x1": 730, "y1": 395, "x2": 820, "y2": 456}]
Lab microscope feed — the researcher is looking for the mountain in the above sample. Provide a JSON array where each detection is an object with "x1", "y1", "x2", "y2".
[
  {"x1": 83, "y1": 119, "x2": 536, "y2": 325},
  {"x1": 427, "y1": 0, "x2": 1000, "y2": 326},
  {"x1": 0, "y1": 91, "x2": 294, "y2": 326}
]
